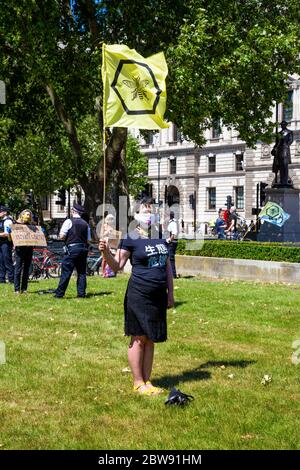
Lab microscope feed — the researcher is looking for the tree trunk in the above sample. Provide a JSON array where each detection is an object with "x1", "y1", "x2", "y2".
[
  {"x1": 46, "y1": 84, "x2": 129, "y2": 237},
  {"x1": 79, "y1": 127, "x2": 128, "y2": 238},
  {"x1": 109, "y1": 139, "x2": 130, "y2": 228}
]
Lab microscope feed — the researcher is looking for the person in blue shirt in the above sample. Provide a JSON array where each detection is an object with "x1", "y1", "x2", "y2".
[
  {"x1": 99, "y1": 197, "x2": 174, "y2": 396},
  {"x1": 215, "y1": 208, "x2": 227, "y2": 239}
]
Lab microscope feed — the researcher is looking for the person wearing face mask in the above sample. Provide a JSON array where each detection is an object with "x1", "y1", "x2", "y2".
[
  {"x1": 14, "y1": 210, "x2": 34, "y2": 294},
  {"x1": 99, "y1": 196, "x2": 174, "y2": 396}
]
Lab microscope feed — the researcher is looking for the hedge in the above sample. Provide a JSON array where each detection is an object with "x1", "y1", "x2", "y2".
[{"x1": 176, "y1": 240, "x2": 300, "y2": 263}]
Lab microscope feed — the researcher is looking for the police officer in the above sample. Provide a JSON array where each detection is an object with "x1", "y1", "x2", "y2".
[
  {"x1": 0, "y1": 205, "x2": 14, "y2": 284},
  {"x1": 54, "y1": 204, "x2": 89, "y2": 298}
]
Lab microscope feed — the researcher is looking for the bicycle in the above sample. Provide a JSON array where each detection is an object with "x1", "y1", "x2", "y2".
[
  {"x1": 29, "y1": 248, "x2": 62, "y2": 280},
  {"x1": 86, "y1": 252, "x2": 102, "y2": 276}
]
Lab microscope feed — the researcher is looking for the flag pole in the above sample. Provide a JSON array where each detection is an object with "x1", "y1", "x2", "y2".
[
  {"x1": 102, "y1": 43, "x2": 107, "y2": 223},
  {"x1": 102, "y1": 129, "x2": 106, "y2": 221}
]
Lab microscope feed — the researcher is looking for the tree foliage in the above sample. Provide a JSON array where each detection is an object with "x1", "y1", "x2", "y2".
[
  {"x1": 167, "y1": 0, "x2": 300, "y2": 146},
  {"x1": 1, "y1": 0, "x2": 300, "y2": 217},
  {"x1": 0, "y1": 0, "x2": 187, "y2": 216},
  {"x1": 126, "y1": 134, "x2": 148, "y2": 199}
]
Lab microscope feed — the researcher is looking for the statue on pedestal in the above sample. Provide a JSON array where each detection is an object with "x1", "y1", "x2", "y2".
[{"x1": 271, "y1": 120, "x2": 293, "y2": 187}]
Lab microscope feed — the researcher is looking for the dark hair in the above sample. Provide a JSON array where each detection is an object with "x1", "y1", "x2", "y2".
[
  {"x1": 140, "y1": 196, "x2": 155, "y2": 206},
  {"x1": 170, "y1": 211, "x2": 175, "y2": 219},
  {"x1": 134, "y1": 195, "x2": 155, "y2": 214}
]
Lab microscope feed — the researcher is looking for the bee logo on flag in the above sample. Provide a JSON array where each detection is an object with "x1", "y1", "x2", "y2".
[{"x1": 122, "y1": 76, "x2": 150, "y2": 101}]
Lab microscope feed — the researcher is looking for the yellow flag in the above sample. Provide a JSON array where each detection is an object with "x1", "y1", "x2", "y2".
[{"x1": 102, "y1": 44, "x2": 169, "y2": 129}]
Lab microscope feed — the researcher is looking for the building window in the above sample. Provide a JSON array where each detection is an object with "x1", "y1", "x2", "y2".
[
  {"x1": 283, "y1": 90, "x2": 293, "y2": 122},
  {"x1": 144, "y1": 131, "x2": 155, "y2": 145},
  {"x1": 212, "y1": 119, "x2": 221, "y2": 139},
  {"x1": 172, "y1": 124, "x2": 182, "y2": 142},
  {"x1": 235, "y1": 186, "x2": 244, "y2": 210},
  {"x1": 235, "y1": 152, "x2": 244, "y2": 171},
  {"x1": 208, "y1": 154, "x2": 216, "y2": 172},
  {"x1": 41, "y1": 195, "x2": 49, "y2": 211},
  {"x1": 141, "y1": 183, "x2": 153, "y2": 198},
  {"x1": 169, "y1": 157, "x2": 176, "y2": 175},
  {"x1": 207, "y1": 187, "x2": 216, "y2": 210}
]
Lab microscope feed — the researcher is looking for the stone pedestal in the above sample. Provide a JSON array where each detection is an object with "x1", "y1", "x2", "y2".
[{"x1": 258, "y1": 187, "x2": 300, "y2": 242}]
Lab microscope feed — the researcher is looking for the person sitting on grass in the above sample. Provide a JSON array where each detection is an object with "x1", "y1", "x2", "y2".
[{"x1": 99, "y1": 196, "x2": 174, "y2": 396}]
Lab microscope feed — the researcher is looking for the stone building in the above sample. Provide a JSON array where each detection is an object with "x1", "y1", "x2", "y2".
[{"x1": 138, "y1": 77, "x2": 300, "y2": 233}]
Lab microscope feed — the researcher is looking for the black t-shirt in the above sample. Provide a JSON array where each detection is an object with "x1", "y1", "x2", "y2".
[
  {"x1": 119, "y1": 231, "x2": 169, "y2": 287},
  {"x1": 228, "y1": 213, "x2": 237, "y2": 230}
]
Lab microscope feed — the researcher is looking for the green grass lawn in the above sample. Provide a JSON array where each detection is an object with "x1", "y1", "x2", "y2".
[{"x1": 0, "y1": 274, "x2": 300, "y2": 450}]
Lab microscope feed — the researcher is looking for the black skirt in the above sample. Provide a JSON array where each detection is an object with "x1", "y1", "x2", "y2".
[{"x1": 124, "y1": 278, "x2": 168, "y2": 343}]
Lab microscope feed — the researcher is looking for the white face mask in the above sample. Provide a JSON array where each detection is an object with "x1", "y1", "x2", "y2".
[{"x1": 134, "y1": 213, "x2": 156, "y2": 227}]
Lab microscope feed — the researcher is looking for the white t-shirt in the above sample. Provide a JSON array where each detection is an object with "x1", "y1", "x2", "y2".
[
  {"x1": 59, "y1": 215, "x2": 91, "y2": 241},
  {"x1": 167, "y1": 219, "x2": 178, "y2": 238},
  {"x1": 59, "y1": 218, "x2": 73, "y2": 238},
  {"x1": 3, "y1": 216, "x2": 13, "y2": 233}
]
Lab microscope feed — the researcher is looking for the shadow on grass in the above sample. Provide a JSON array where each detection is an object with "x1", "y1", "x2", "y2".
[
  {"x1": 155, "y1": 368, "x2": 211, "y2": 389},
  {"x1": 35, "y1": 289, "x2": 57, "y2": 295},
  {"x1": 64, "y1": 292, "x2": 114, "y2": 299},
  {"x1": 155, "y1": 359, "x2": 255, "y2": 388},
  {"x1": 85, "y1": 292, "x2": 113, "y2": 298},
  {"x1": 174, "y1": 300, "x2": 188, "y2": 308},
  {"x1": 177, "y1": 275, "x2": 194, "y2": 279},
  {"x1": 200, "y1": 360, "x2": 256, "y2": 369},
  {"x1": 32, "y1": 290, "x2": 113, "y2": 298}
]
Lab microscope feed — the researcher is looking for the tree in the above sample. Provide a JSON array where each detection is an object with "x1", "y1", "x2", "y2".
[
  {"x1": 126, "y1": 134, "x2": 149, "y2": 199},
  {"x1": 167, "y1": 0, "x2": 300, "y2": 147},
  {"x1": 2, "y1": 0, "x2": 300, "y2": 229},
  {"x1": 0, "y1": 0, "x2": 188, "y2": 227}
]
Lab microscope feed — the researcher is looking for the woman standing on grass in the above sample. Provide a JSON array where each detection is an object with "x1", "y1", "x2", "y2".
[
  {"x1": 99, "y1": 197, "x2": 174, "y2": 396},
  {"x1": 14, "y1": 209, "x2": 34, "y2": 294}
]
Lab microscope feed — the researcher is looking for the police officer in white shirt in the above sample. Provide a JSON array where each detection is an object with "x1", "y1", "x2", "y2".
[
  {"x1": 0, "y1": 205, "x2": 14, "y2": 284},
  {"x1": 54, "y1": 204, "x2": 90, "y2": 298},
  {"x1": 166, "y1": 211, "x2": 178, "y2": 278}
]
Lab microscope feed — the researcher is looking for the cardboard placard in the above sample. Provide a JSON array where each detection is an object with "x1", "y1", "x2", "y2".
[
  {"x1": 100, "y1": 225, "x2": 122, "y2": 250},
  {"x1": 11, "y1": 224, "x2": 47, "y2": 247}
]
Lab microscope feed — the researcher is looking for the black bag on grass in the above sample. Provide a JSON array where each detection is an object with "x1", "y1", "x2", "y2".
[{"x1": 165, "y1": 387, "x2": 194, "y2": 406}]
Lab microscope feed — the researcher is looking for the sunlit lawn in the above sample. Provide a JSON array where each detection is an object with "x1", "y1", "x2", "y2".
[{"x1": 0, "y1": 274, "x2": 300, "y2": 450}]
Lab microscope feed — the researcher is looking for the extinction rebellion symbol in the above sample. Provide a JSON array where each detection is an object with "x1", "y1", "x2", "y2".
[{"x1": 111, "y1": 60, "x2": 162, "y2": 115}]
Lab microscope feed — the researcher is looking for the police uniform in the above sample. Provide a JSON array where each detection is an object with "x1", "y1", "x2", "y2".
[
  {"x1": 0, "y1": 206, "x2": 14, "y2": 284},
  {"x1": 55, "y1": 204, "x2": 89, "y2": 298}
]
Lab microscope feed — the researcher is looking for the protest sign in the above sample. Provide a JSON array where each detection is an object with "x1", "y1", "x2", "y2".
[{"x1": 11, "y1": 224, "x2": 47, "y2": 247}]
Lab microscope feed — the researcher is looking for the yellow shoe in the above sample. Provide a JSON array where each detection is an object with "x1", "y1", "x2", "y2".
[
  {"x1": 133, "y1": 383, "x2": 154, "y2": 396},
  {"x1": 145, "y1": 381, "x2": 165, "y2": 395}
]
